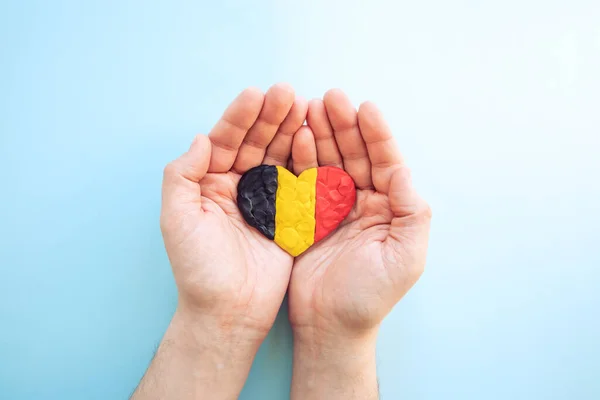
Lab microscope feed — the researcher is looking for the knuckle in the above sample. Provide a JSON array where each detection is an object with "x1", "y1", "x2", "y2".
[
  {"x1": 409, "y1": 197, "x2": 432, "y2": 224},
  {"x1": 192, "y1": 134, "x2": 204, "y2": 144},
  {"x1": 163, "y1": 162, "x2": 179, "y2": 179},
  {"x1": 266, "y1": 151, "x2": 288, "y2": 163},
  {"x1": 421, "y1": 202, "x2": 433, "y2": 220}
]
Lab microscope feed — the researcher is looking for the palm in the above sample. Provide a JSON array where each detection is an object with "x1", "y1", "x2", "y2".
[
  {"x1": 192, "y1": 172, "x2": 291, "y2": 304},
  {"x1": 291, "y1": 190, "x2": 399, "y2": 330}
]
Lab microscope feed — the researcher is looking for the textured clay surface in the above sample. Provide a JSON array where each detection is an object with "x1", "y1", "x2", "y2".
[
  {"x1": 274, "y1": 166, "x2": 317, "y2": 256},
  {"x1": 314, "y1": 166, "x2": 356, "y2": 242},
  {"x1": 237, "y1": 165, "x2": 277, "y2": 239},
  {"x1": 236, "y1": 164, "x2": 356, "y2": 256}
]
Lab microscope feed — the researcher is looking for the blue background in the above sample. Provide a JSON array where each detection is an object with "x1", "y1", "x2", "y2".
[{"x1": 1, "y1": 1, "x2": 599, "y2": 399}]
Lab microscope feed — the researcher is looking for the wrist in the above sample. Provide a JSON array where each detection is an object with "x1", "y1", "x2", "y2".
[
  {"x1": 177, "y1": 295, "x2": 272, "y2": 344},
  {"x1": 292, "y1": 325, "x2": 378, "y2": 370},
  {"x1": 173, "y1": 301, "x2": 266, "y2": 356},
  {"x1": 134, "y1": 305, "x2": 262, "y2": 400},
  {"x1": 291, "y1": 326, "x2": 379, "y2": 400}
]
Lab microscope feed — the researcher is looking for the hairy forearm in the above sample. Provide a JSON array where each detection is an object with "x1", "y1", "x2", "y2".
[
  {"x1": 131, "y1": 305, "x2": 263, "y2": 400},
  {"x1": 290, "y1": 327, "x2": 379, "y2": 400}
]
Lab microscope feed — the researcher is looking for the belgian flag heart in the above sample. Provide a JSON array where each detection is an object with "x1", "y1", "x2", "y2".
[{"x1": 237, "y1": 165, "x2": 356, "y2": 256}]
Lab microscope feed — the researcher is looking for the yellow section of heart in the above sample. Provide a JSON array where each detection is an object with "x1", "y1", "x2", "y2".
[{"x1": 274, "y1": 166, "x2": 317, "y2": 256}]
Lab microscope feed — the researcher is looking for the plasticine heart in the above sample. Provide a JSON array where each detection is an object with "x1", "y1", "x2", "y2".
[{"x1": 236, "y1": 165, "x2": 356, "y2": 256}]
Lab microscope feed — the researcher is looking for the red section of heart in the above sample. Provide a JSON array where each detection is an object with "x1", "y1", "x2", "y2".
[{"x1": 314, "y1": 166, "x2": 356, "y2": 242}]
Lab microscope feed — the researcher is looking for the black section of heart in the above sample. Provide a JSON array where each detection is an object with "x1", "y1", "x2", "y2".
[{"x1": 236, "y1": 165, "x2": 277, "y2": 240}]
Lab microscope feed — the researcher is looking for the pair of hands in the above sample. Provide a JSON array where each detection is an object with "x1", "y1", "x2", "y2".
[{"x1": 133, "y1": 84, "x2": 431, "y2": 400}]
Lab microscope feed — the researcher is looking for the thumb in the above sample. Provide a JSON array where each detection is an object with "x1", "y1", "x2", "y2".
[
  {"x1": 386, "y1": 166, "x2": 432, "y2": 278},
  {"x1": 388, "y1": 166, "x2": 427, "y2": 219},
  {"x1": 161, "y1": 134, "x2": 212, "y2": 213}
]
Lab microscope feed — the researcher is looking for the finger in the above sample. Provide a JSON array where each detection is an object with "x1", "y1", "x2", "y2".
[
  {"x1": 233, "y1": 83, "x2": 295, "y2": 173},
  {"x1": 323, "y1": 89, "x2": 373, "y2": 189},
  {"x1": 306, "y1": 99, "x2": 343, "y2": 168},
  {"x1": 387, "y1": 167, "x2": 432, "y2": 279},
  {"x1": 388, "y1": 166, "x2": 430, "y2": 217},
  {"x1": 357, "y1": 101, "x2": 403, "y2": 194},
  {"x1": 291, "y1": 126, "x2": 318, "y2": 175},
  {"x1": 162, "y1": 134, "x2": 212, "y2": 213},
  {"x1": 263, "y1": 96, "x2": 308, "y2": 166},
  {"x1": 208, "y1": 87, "x2": 265, "y2": 173}
]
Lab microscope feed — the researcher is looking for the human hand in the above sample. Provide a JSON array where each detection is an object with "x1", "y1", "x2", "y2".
[
  {"x1": 160, "y1": 83, "x2": 307, "y2": 337},
  {"x1": 288, "y1": 89, "x2": 431, "y2": 399},
  {"x1": 132, "y1": 84, "x2": 307, "y2": 400}
]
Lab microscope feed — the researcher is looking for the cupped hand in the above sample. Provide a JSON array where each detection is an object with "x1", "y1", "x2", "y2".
[
  {"x1": 160, "y1": 83, "x2": 307, "y2": 337},
  {"x1": 288, "y1": 89, "x2": 432, "y2": 339}
]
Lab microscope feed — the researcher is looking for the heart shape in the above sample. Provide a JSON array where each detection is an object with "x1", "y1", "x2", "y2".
[{"x1": 237, "y1": 165, "x2": 356, "y2": 256}]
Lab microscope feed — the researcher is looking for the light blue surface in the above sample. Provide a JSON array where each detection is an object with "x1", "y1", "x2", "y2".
[{"x1": 1, "y1": 1, "x2": 599, "y2": 399}]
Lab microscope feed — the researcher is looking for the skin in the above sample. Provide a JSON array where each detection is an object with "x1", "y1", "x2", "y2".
[
  {"x1": 131, "y1": 85, "x2": 431, "y2": 400},
  {"x1": 289, "y1": 90, "x2": 431, "y2": 399},
  {"x1": 131, "y1": 83, "x2": 307, "y2": 399}
]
